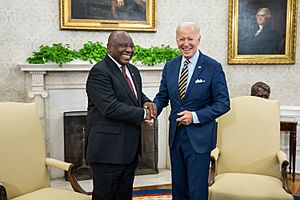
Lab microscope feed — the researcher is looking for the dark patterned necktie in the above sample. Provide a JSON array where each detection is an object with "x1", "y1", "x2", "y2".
[
  {"x1": 178, "y1": 60, "x2": 190, "y2": 101},
  {"x1": 121, "y1": 65, "x2": 137, "y2": 98}
]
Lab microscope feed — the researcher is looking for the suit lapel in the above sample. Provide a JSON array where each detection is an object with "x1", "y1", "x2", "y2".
[
  {"x1": 185, "y1": 52, "x2": 205, "y2": 99},
  {"x1": 171, "y1": 57, "x2": 182, "y2": 102},
  {"x1": 105, "y1": 57, "x2": 138, "y2": 105}
]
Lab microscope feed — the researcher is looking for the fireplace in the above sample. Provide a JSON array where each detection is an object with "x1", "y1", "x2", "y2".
[
  {"x1": 64, "y1": 111, "x2": 158, "y2": 180},
  {"x1": 20, "y1": 63, "x2": 170, "y2": 178}
]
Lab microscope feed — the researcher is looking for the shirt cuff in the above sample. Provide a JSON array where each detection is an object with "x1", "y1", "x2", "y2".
[
  {"x1": 144, "y1": 109, "x2": 147, "y2": 119},
  {"x1": 192, "y1": 112, "x2": 200, "y2": 123}
]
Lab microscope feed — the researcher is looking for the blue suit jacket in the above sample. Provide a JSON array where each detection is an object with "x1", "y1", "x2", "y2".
[{"x1": 154, "y1": 51, "x2": 230, "y2": 153}]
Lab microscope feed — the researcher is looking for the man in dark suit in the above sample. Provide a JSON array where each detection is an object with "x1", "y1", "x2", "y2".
[
  {"x1": 153, "y1": 22, "x2": 230, "y2": 200},
  {"x1": 238, "y1": 8, "x2": 281, "y2": 54},
  {"x1": 85, "y1": 31, "x2": 156, "y2": 200}
]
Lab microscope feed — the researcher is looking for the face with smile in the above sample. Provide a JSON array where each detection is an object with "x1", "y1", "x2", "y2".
[
  {"x1": 176, "y1": 24, "x2": 201, "y2": 60},
  {"x1": 107, "y1": 31, "x2": 134, "y2": 65}
]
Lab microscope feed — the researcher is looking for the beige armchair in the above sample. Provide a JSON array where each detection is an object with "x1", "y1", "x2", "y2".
[
  {"x1": 0, "y1": 102, "x2": 91, "y2": 200},
  {"x1": 209, "y1": 96, "x2": 293, "y2": 200}
]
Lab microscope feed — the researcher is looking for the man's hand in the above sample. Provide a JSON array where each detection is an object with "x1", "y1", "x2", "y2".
[
  {"x1": 144, "y1": 108, "x2": 151, "y2": 120},
  {"x1": 176, "y1": 110, "x2": 193, "y2": 126},
  {"x1": 143, "y1": 102, "x2": 157, "y2": 119},
  {"x1": 144, "y1": 109, "x2": 154, "y2": 125},
  {"x1": 144, "y1": 118, "x2": 154, "y2": 126}
]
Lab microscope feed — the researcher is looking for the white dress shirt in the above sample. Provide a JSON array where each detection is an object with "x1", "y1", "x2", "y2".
[
  {"x1": 255, "y1": 25, "x2": 263, "y2": 36},
  {"x1": 178, "y1": 51, "x2": 200, "y2": 124},
  {"x1": 107, "y1": 55, "x2": 151, "y2": 119},
  {"x1": 108, "y1": 55, "x2": 137, "y2": 97}
]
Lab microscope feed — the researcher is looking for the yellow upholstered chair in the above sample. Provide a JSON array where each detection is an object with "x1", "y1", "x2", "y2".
[
  {"x1": 0, "y1": 102, "x2": 91, "y2": 200},
  {"x1": 209, "y1": 96, "x2": 293, "y2": 200}
]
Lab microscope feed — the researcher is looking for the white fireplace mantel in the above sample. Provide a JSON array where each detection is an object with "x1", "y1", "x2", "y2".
[
  {"x1": 20, "y1": 63, "x2": 168, "y2": 178},
  {"x1": 20, "y1": 63, "x2": 300, "y2": 177}
]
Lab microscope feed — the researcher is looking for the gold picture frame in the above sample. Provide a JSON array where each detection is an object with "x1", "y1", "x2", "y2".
[
  {"x1": 228, "y1": 0, "x2": 298, "y2": 64},
  {"x1": 59, "y1": 0, "x2": 156, "y2": 32}
]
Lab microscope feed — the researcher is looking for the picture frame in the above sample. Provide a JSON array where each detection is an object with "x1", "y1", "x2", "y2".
[
  {"x1": 59, "y1": 0, "x2": 156, "y2": 32},
  {"x1": 228, "y1": 0, "x2": 298, "y2": 64}
]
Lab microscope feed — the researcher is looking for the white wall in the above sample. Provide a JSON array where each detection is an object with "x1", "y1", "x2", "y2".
[{"x1": 1, "y1": 0, "x2": 300, "y2": 105}]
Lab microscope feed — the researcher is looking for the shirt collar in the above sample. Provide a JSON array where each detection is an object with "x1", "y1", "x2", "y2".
[
  {"x1": 182, "y1": 50, "x2": 199, "y2": 65},
  {"x1": 108, "y1": 54, "x2": 123, "y2": 69}
]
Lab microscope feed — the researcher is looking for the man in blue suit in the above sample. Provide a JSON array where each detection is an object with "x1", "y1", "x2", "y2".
[{"x1": 153, "y1": 22, "x2": 230, "y2": 200}]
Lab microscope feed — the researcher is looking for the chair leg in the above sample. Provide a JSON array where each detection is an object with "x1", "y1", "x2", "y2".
[
  {"x1": 281, "y1": 160, "x2": 292, "y2": 194},
  {"x1": 0, "y1": 184, "x2": 7, "y2": 200},
  {"x1": 208, "y1": 157, "x2": 216, "y2": 186}
]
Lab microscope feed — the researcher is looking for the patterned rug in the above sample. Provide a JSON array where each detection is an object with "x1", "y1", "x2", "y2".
[
  {"x1": 133, "y1": 189, "x2": 172, "y2": 200},
  {"x1": 133, "y1": 188, "x2": 299, "y2": 200}
]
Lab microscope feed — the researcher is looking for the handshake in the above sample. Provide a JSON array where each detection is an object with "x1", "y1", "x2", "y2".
[{"x1": 143, "y1": 102, "x2": 157, "y2": 125}]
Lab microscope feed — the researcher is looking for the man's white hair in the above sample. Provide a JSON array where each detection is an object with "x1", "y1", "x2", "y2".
[
  {"x1": 176, "y1": 22, "x2": 201, "y2": 37},
  {"x1": 256, "y1": 8, "x2": 271, "y2": 18}
]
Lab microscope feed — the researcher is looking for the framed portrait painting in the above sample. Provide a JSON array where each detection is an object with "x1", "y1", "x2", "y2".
[
  {"x1": 228, "y1": 0, "x2": 298, "y2": 64},
  {"x1": 59, "y1": 0, "x2": 156, "y2": 32}
]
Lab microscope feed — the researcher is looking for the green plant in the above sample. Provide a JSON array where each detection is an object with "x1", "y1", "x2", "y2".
[
  {"x1": 27, "y1": 43, "x2": 76, "y2": 67},
  {"x1": 76, "y1": 41, "x2": 107, "y2": 64},
  {"x1": 132, "y1": 45, "x2": 181, "y2": 66},
  {"x1": 27, "y1": 42, "x2": 181, "y2": 66}
]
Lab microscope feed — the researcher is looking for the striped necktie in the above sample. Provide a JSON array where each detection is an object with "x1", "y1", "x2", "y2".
[{"x1": 178, "y1": 60, "x2": 190, "y2": 101}]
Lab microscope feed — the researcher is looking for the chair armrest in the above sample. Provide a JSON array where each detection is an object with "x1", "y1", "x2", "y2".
[
  {"x1": 209, "y1": 147, "x2": 220, "y2": 186},
  {"x1": 46, "y1": 158, "x2": 71, "y2": 171},
  {"x1": 45, "y1": 158, "x2": 92, "y2": 195},
  {"x1": 211, "y1": 147, "x2": 220, "y2": 161},
  {"x1": 0, "y1": 182, "x2": 7, "y2": 200},
  {"x1": 276, "y1": 151, "x2": 291, "y2": 194}
]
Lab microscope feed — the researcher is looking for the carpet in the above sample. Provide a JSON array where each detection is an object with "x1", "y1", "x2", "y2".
[
  {"x1": 133, "y1": 189, "x2": 300, "y2": 200},
  {"x1": 133, "y1": 189, "x2": 172, "y2": 200}
]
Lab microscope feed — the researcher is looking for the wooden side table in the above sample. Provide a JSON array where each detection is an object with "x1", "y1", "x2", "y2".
[{"x1": 280, "y1": 121, "x2": 297, "y2": 182}]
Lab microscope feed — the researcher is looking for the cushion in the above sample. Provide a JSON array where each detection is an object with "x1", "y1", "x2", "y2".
[
  {"x1": 209, "y1": 173, "x2": 293, "y2": 200},
  {"x1": 12, "y1": 188, "x2": 91, "y2": 200}
]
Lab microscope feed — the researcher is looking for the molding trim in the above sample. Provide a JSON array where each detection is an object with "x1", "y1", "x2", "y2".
[{"x1": 19, "y1": 63, "x2": 164, "y2": 72}]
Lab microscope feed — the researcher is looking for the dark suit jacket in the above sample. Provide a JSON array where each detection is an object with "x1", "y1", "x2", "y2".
[
  {"x1": 238, "y1": 24, "x2": 281, "y2": 54},
  {"x1": 153, "y1": 51, "x2": 230, "y2": 154},
  {"x1": 85, "y1": 55, "x2": 150, "y2": 164}
]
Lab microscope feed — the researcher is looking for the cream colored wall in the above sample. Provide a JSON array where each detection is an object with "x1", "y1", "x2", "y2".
[{"x1": 0, "y1": 0, "x2": 299, "y2": 105}]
